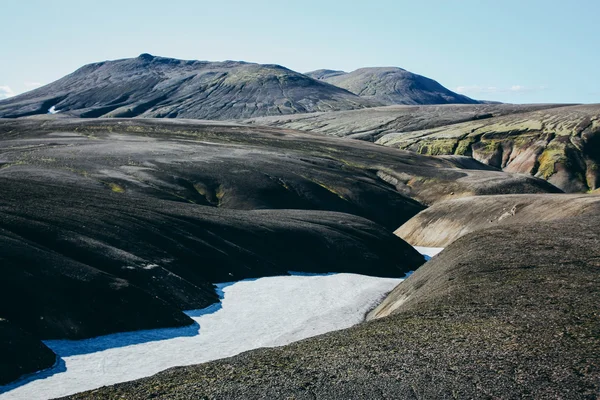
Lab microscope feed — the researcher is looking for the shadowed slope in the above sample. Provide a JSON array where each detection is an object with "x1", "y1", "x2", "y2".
[
  {"x1": 0, "y1": 320, "x2": 56, "y2": 386},
  {"x1": 0, "y1": 117, "x2": 561, "y2": 384}
]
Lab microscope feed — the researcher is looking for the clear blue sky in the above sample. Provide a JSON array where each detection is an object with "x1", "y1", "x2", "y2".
[{"x1": 1, "y1": 0, "x2": 598, "y2": 104}]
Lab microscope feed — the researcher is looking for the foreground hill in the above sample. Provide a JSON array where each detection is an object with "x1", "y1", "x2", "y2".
[
  {"x1": 65, "y1": 211, "x2": 600, "y2": 399},
  {"x1": 377, "y1": 104, "x2": 600, "y2": 192},
  {"x1": 396, "y1": 193, "x2": 600, "y2": 247},
  {"x1": 0, "y1": 117, "x2": 559, "y2": 384},
  {"x1": 306, "y1": 67, "x2": 479, "y2": 105},
  {"x1": 0, "y1": 54, "x2": 381, "y2": 120}
]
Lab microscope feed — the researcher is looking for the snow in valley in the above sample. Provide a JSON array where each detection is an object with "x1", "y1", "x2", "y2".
[
  {"x1": 0, "y1": 247, "x2": 443, "y2": 399},
  {"x1": 0, "y1": 273, "x2": 403, "y2": 399}
]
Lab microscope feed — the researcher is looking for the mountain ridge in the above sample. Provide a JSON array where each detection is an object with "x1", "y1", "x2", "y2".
[
  {"x1": 306, "y1": 66, "x2": 480, "y2": 105},
  {"x1": 0, "y1": 55, "x2": 480, "y2": 120}
]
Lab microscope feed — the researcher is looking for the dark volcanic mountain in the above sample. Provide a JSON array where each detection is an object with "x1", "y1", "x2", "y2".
[
  {"x1": 0, "y1": 54, "x2": 381, "y2": 120},
  {"x1": 306, "y1": 67, "x2": 480, "y2": 105}
]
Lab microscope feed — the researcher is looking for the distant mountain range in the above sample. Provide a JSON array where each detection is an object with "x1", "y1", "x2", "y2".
[{"x1": 0, "y1": 54, "x2": 480, "y2": 120}]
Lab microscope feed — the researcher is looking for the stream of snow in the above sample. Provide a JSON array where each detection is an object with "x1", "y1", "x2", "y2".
[
  {"x1": 0, "y1": 273, "x2": 403, "y2": 399},
  {"x1": 0, "y1": 247, "x2": 443, "y2": 399}
]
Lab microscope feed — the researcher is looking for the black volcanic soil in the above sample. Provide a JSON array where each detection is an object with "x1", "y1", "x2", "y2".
[
  {"x1": 0, "y1": 54, "x2": 380, "y2": 120},
  {"x1": 65, "y1": 215, "x2": 600, "y2": 399},
  {"x1": 0, "y1": 319, "x2": 56, "y2": 386}
]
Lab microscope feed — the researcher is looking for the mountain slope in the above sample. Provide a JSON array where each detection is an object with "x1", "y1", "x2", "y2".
[
  {"x1": 307, "y1": 67, "x2": 480, "y2": 105},
  {"x1": 377, "y1": 104, "x2": 600, "y2": 192},
  {"x1": 0, "y1": 54, "x2": 381, "y2": 120}
]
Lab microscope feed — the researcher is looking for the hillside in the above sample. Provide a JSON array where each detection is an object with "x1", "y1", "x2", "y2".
[
  {"x1": 377, "y1": 104, "x2": 600, "y2": 192},
  {"x1": 245, "y1": 103, "x2": 565, "y2": 141},
  {"x1": 396, "y1": 193, "x2": 600, "y2": 247},
  {"x1": 307, "y1": 67, "x2": 479, "y2": 105}
]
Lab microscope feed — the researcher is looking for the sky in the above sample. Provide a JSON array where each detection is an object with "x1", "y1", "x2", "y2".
[{"x1": 1, "y1": 0, "x2": 598, "y2": 104}]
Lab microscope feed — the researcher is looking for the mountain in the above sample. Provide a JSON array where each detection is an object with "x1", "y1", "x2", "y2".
[
  {"x1": 0, "y1": 54, "x2": 381, "y2": 120},
  {"x1": 377, "y1": 104, "x2": 600, "y2": 192},
  {"x1": 306, "y1": 67, "x2": 480, "y2": 105}
]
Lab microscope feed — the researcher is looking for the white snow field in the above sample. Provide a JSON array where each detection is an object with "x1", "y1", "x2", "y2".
[{"x1": 0, "y1": 273, "x2": 404, "y2": 400}]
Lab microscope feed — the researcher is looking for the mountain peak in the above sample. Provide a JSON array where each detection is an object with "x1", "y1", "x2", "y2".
[{"x1": 138, "y1": 53, "x2": 156, "y2": 61}]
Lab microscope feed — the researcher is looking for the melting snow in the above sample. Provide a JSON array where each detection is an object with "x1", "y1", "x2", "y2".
[{"x1": 0, "y1": 273, "x2": 403, "y2": 399}]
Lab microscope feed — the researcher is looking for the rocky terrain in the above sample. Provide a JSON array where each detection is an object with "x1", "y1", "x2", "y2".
[
  {"x1": 64, "y1": 213, "x2": 600, "y2": 399},
  {"x1": 396, "y1": 193, "x2": 600, "y2": 247},
  {"x1": 246, "y1": 103, "x2": 565, "y2": 141},
  {"x1": 0, "y1": 117, "x2": 561, "y2": 385},
  {"x1": 377, "y1": 104, "x2": 600, "y2": 192},
  {"x1": 306, "y1": 67, "x2": 479, "y2": 105},
  {"x1": 0, "y1": 54, "x2": 381, "y2": 120}
]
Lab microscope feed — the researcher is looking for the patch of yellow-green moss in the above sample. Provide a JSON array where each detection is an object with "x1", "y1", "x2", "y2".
[
  {"x1": 215, "y1": 185, "x2": 225, "y2": 205},
  {"x1": 417, "y1": 139, "x2": 458, "y2": 156},
  {"x1": 312, "y1": 179, "x2": 347, "y2": 200},
  {"x1": 454, "y1": 138, "x2": 477, "y2": 156},
  {"x1": 537, "y1": 147, "x2": 567, "y2": 179},
  {"x1": 108, "y1": 183, "x2": 125, "y2": 193}
]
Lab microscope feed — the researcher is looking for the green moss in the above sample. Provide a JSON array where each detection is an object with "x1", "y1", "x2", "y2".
[
  {"x1": 215, "y1": 185, "x2": 225, "y2": 205},
  {"x1": 311, "y1": 179, "x2": 347, "y2": 200},
  {"x1": 537, "y1": 147, "x2": 567, "y2": 179},
  {"x1": 107, "y1": 183, "x2": 125, "y2": 193},
  {"x1": 417, "y1": 139, "x2": 458, "y2": 156},
  {"x1": 477, "y1": 140, "x2": 501, "y2": 154},
  {"x1": 454, "y1": 138, "x2": 476, "y2": 156}
]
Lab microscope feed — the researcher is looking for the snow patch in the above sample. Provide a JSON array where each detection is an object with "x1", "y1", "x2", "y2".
[
  {"x1": 414, "y1": 246, "x2": 444, "y2": 260},
  {"x1": 0, "y1": 273, "x2": 403, "y2": 399}
]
